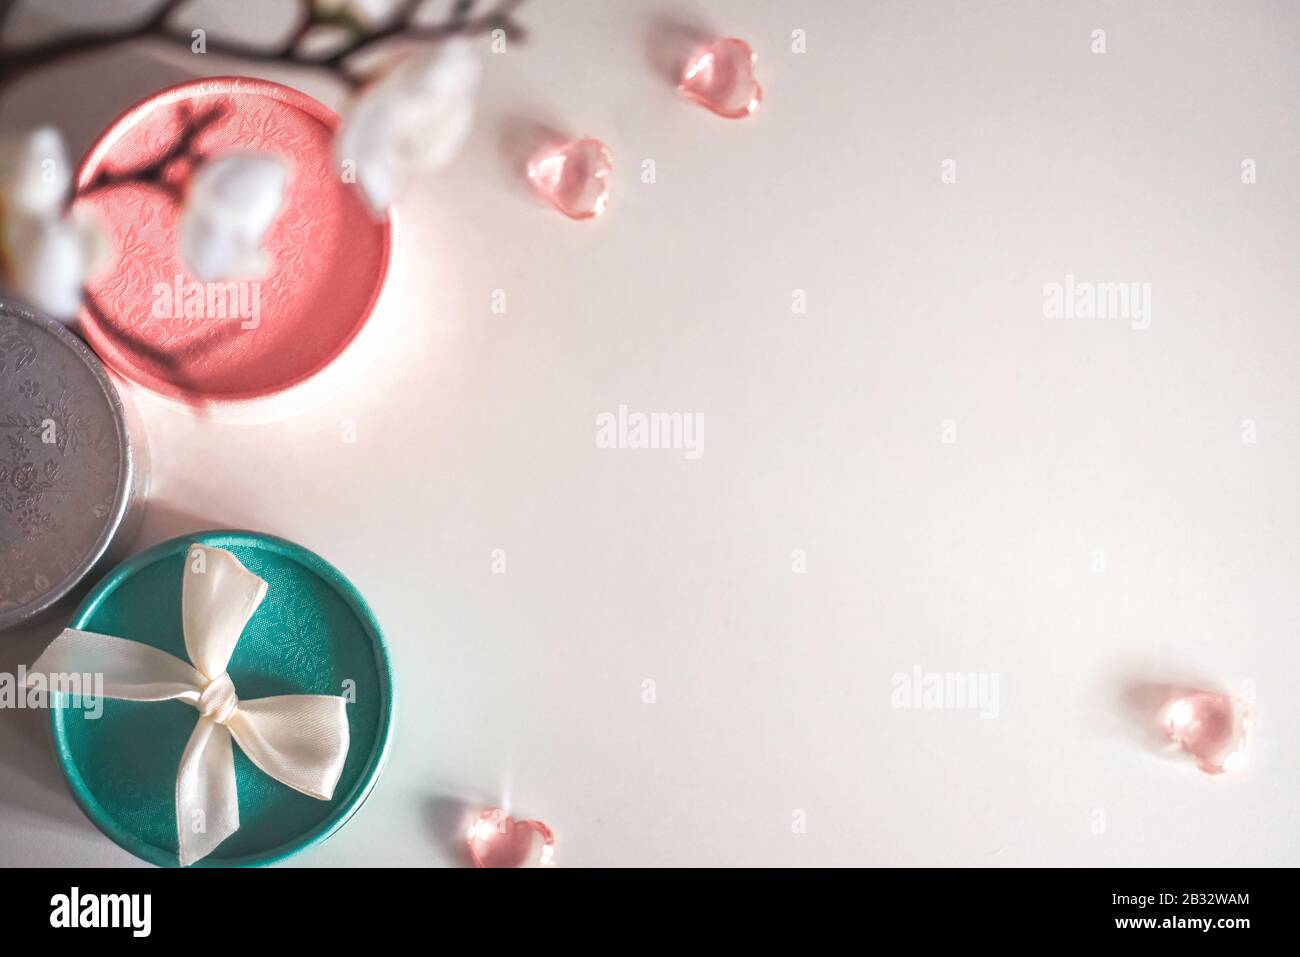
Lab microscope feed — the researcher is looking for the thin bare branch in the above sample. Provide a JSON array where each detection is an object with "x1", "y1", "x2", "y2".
[{"x1": 0, "y1": 0, "x2": 529, "y2": 91}]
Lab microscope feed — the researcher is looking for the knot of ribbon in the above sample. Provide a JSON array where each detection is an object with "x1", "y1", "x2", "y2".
[
  {"x1": 26, "y1": 545, "x2": 351, "y2": 866},
  {"x1": 196, "y1": 672, "x2": 239, "y2": 725}
]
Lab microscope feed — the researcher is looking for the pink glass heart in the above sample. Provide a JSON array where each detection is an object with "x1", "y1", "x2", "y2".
[
  {"x1": 526, "y1": 138, "x2": 612, "y2": 220},
  {"x1": 466, "y1": 808, "x2": 555, "y2": 867},
  {"x1": 1162, "y1": 690, "x2": 1249, "y2": 774},
  {"x1": 679, "y1": 37, "x2": 762, "y2": 118}
]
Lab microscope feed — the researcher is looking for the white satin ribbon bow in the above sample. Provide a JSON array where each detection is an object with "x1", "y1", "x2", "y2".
[{"x1": 27, "y1": 545, "x2": 350, "y2": 866}]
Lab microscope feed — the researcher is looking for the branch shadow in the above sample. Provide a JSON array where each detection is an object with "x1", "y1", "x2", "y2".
[
  {"x1": 644, "y1": 11, "x2": 714, "y2": 88},
  {"x1": 420, "y1": 793, "x2": 479, "y2": 867},
  {"x1": 0, "y1": 22, "x2": 202, "y2": 156},
  {"x1": 80, "y1": 290, "x2": 249, "y2": 422},
  {"x1": 1104, "y1": 662, "x2": 1223, "y2": 761},
  {"x1": 495, "y1": 114, "x2": 568, "y2": 204}
]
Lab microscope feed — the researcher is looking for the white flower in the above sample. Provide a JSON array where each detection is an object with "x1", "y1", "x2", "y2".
[
  {"x1": 0, "y1": 126, "x2": 103, "y2": 321},
  {"x1": 4, "y1": 216, "x2": 87, "y2": 320},
  {"x1": 0, "y1": 126, "x2": 71, "y2": 218},
  {"x1": 179, "y1": 151, "x2": 288, "y2": 281},
  {"x1": 335, "y1": 39, "x2": 483, "y2": 215}
]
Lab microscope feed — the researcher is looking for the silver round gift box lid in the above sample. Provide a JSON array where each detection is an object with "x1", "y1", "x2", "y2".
[{"x1": 0, "y1": 298, "x2": 145, "y2": 631}]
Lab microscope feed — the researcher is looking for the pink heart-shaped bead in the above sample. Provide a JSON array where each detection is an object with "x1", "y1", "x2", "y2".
[
  {"x1": 527, "y1": 138, "x2": 612, "y2": 220},
  {"x1": 679, "y1": 37, "x2": 762, "y2": 118},
  {"x1": 1162, "y1": 690, "x2": 1249, "y2": 774},
  {"x1": 466, "y1": 808, "x2": 555, "y2": 867}
]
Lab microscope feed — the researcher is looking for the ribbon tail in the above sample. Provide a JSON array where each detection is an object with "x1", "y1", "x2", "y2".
[
  {"x1": 226, "y1": 696, "x2": 350, "y2": 801},
  {"x1": 176, "y1": 716, "x2": 240, "y2": 867},
  {"x1": 26, "y1": 628, "x2": 203, "y2": 703}
]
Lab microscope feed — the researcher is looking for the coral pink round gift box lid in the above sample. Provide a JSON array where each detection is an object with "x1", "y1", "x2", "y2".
[{"x1": 73, "y1": 77, "x2": 392, "y2": 406}]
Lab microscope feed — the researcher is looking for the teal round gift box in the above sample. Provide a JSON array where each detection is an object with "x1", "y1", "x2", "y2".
[{"x1": 48, "y1": 530, "x2": 394, "y2": 867}]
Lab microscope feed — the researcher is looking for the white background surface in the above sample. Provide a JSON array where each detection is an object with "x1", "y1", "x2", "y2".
[{"x1": 2, "y1": 0, "x2": 1299, "y2": 867}]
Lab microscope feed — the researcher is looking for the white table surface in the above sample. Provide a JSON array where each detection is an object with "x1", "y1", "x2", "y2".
[{"x1": 1, "y1": 0, "x2": 1298, "y2": 867}]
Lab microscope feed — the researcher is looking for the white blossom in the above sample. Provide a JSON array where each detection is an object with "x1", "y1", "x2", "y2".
[
  {"x1": 335, "y1": 39, "x2": 482, "y2": 215},
  {"x1": 179, "y1": 151, "x2": 288, "y2": 281},
  {"x1": 0, "y1": 126, "x2": 71, "y2": 218},
  {"x1": 0, "y1": 127, "x2": 102, "y2": 320},
  {"x1": 4, "y1": 216, "x2": 86, "y2": 320}
]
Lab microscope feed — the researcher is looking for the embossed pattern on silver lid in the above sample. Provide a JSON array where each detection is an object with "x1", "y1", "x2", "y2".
[{"x1": 0, "y1": 299, "x2": 143, "y2": 630}]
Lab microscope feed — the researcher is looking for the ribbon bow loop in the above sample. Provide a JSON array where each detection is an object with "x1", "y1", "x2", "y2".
[
  {"x1": 183, "y1": 545, "x2": 267, "y2": 682},
  {"x1": 27, "y1": 544, "x2": 351, "y2": 866}
]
